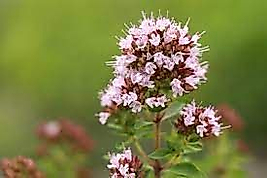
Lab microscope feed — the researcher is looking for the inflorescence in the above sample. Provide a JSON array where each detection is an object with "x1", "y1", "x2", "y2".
[
  {"x1": 97, "y1": 12, "x2": 209, "y2": 124},
  {"x1": 36, "y1": 119, "x2": 94, "y2": 155},
  {"x1": 175, "y1": 101, "x2": 225, "y2": 137},
  {"x1": 107, "y1": 148, "x2": 143, "y2": 178},
  {"x1": 1, "y1": 156, "x2": 45, "y2": 178}
]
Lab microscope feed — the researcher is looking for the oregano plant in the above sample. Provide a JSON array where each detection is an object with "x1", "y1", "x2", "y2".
[{"x1": 96, "y1": 12, "x2": 231, "y2": 178}]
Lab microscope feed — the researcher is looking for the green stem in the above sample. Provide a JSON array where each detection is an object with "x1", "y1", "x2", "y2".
[{"x1": 133, "y1": 137, "x2": 154, "y2": 166}]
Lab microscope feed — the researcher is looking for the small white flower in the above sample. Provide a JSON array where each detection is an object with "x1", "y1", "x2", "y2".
[
  {"x1": 44, "y1": 121, "x2": 61, "y2": 137},
  {"x1": 153, "y1": 52, "x2": 165, "y2": 66},
  {"x1": 119, "y1": 164, "x2": 129, "y2": 176},
  {"x1": 196, "y1": 124, "x2": 207, "y2": 137},
  {"x1": 100, "y1": 92, "x2": 113, "y2": 107},
  {"x1": 170, "y1": 78, "x2": 184, "y2": 97},
  {"x1": 139, "y1": 18, "x2": 156, "y2": 34},
  {"x1": 211, "y1": 123, "x2": 221, "y2": 136},
  {"x1": 191, "y1": 33, "x2": 201, "y2": 44},
  {"x1": 194, "y1": 63, "x2": 208, "y2": 80},
  {"x1": 145, "y1": 62, "x2": 157, "y2": 74},
  {"x1": 145, "y1": 97, "x2": 157, "y2": 108},
  {"x1": 163, "y1": 57, "x2": 175, "y2": 71},
  {"x1": 123, "y1": 148, "x2": 132, "y2": 161},
  {"x1": 111, "y1": 173, "x2": 119, "y2": 178},
  {"x1": 184, "y1": 56, "x2": 198, "y2": 69},
  {"x1": 122, "y1": 92, "x2": 138, "y2": 106},
  {"x1": 130, "y1": 71, "x2": 144, "y2": 84},
  {"x1": 100, "y1": 85, "x2": 122, "y2": 107},
  {"x1": 130, "y1": 101, "x2": 142, "y2": 113},
  {"x1": 179, "y1": 36, "x2": 190, "y2": 45},
  {"x1": 127, "y1": 173, "x2": 136, "y2": 178},
  {"x1": 200, "y1": 107, "x2": 216, "y2": 119},
  {"x1": 179, "y1": 23, "x2": 189, "y2": 38},
  {"x1": 149, "y1": 33, "x2": 161, "y2": 46},
  {"x1": 185, "y1": 76, "x2": 200, "y2": 89},
  {"x1": 155, "y1": 95, "x2": 168, "y2": 107},
  {"x1": 112, "y1": 76, "x2": 125, "y2": 88},
  {"x1": 190, "y1": 46, "x2": 202, "y2": 57},
  {"x1": 135, "y1": 35, "x2": 148, "y2": 48},
  {"x1": 172, "y1": 53, "x2": 183, "y2": 64},
  {"x1": 107, "y1": 153, "x2": 121, "y2": 169},
  {"x1": 140, "y1": 75, "x2": 155, "y2": 88},
  {"x1": 156, "y1": 17, "x2": 171, "y2": 31},
  {"x1": 163, "y1": 25, "x2": 177, "y2": 43},
  {"x1": 98, "y1": 112, "x2": 111, "y2": 125},
  {"x1": 183, "y1": 115, "x2": 195, "y2": 126},
  {"x1": 128, "y1": 26, "x2": 141, "y2": 37},
  {"x1": 119, "y1": 35, "x2": 133, "y2": 49}
]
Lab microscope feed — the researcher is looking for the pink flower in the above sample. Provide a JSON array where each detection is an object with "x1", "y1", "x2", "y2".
[
  {"x1": 156, "y1": 17, "x2": 171, "y2": 31},
  {"x1": 153, "y1": 52, "x2": 165, "y2": 66},
  {"x1": 98, "y1": 112, "x2": 111, "y2": 125},
  {"x1": 130, "y1": 101, "x2": 142, "y2": 113},
  {"x1": 163, "y1": 57, "x2": 175, "y2": 71},
  {"x1": 122, "y1": 92, "x2": 138, "y2": 106},
  {"x1": 171, "y1": 78, "x2": 184, "y2": 97},
  {"x1": 177, "y1": 101, "x2": 228, "y2": 138},
  {"x1": 135, "y1": 35, "x2": 148, "y2": 48},
  {"x1": 149, "y1": 33, "x2": 161, "y2": 46},
  {"x1": 172, "y1": 53, "x2": 184, "y2": 64},
  {"x1": 43, "y1": 121, "x2": 61, "y2": 137},
  {"x1": 107, "y1": 148, "x2": 143, "y2": 178},
  {"x1": 145, "y1": 97, "x2": 157, "y2": 108},
  {"x1": 145, "y1": 62, "x2": 157, "y2": 74},
  {"x1": 119, "y1": 35, "x2": 133, "y2": 49},
  {"x1": 196, "y1": 124, "x2": 207, "y2": 137}
]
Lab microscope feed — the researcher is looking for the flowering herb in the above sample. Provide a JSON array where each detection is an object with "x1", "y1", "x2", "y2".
[
  {"x1": 107, "y1": 148, "x2": 144, "y2": 178},
  {"x1": 98, "y1": 11, "x2": 231, "y2": 178},
  {"x1": 36, "y1": 119, "x2": 94, "y2": 154},
  {"x1": 98, "y1": 11, "x2": 209, "y2": 125},
  {"x1": 1, "y1": 156, "x2": 45, "y2": 178},
  {"x1": 36, "y1": 119, "x2": 94, "y2": 178}
]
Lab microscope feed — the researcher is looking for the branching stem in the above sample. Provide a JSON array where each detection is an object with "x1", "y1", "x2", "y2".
[{"x1": 132, "y1": 136, "x2": 154, "y2": 166}]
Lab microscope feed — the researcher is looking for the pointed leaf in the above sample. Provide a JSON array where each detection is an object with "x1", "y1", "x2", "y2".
[
  {"x1": 184, "y1": 142, "x2": 203, "y2": 154},
  {"x1": 167, "y1": 162, "x2": 207, "y2": 178},
  {"x1": 148, "y1": 148, "x2": 172, "y2": 159},
  {"x1": 162, "y1": 101, "x2": 185, "y2": 121}
]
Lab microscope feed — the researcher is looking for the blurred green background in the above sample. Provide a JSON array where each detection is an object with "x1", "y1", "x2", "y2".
[{"x1": 0, "y1": 0, "x2": 266, "y2": 176}]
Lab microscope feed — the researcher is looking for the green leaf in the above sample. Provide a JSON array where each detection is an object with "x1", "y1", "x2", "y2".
[
  {"x1": 162, "y1": 101, "x2": 185, "y2": 121},
  {"x1": 184, "y1": 142, "x2": 203, "y2": 154},
  {"x1": 162, "y1": 171, "x2": 187, "y2": 178},
  {"x1": 145, "y1": 170, "x2": 155, "y2": 178},
  {"x1": 166, "y1": 131, "x2": 184, "y2": 152},
  {"x1": 167, "y1": 162, "x2": 207, "y2": 178},
  {"x1": 114, "y1": 139, "x2": 133, "y2": 151},
  {"x1": 134, "y1": 120, "x2": 154, "y2": 129},
  {"x1": 107, "y1": 123, "x2": 123, "y2": 131},
  {"x1": 148, "y1": 148, "x2": 172, "y2": 159}
]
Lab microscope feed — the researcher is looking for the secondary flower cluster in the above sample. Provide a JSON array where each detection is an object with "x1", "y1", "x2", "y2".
[
  {"x1": 1, "y1": 156, "x2": 45, "y2": 178},
  {"x1": 175, "y1": 101, "x2": 223, "y2": 137},
  {"x1": 107, "y1": 148, "x2": 143, "y2": 178},
  {"x1": 98, "y1": 12, "x2": 209, "y2": 124},
  {"x1": 36, "y1": 119, "x2": 94, "y2": 154}
]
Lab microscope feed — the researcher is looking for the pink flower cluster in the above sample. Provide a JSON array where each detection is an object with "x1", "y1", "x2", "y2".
[
  {"x1": 175, "y1": 101, "x2": 223, "y2": 137},
  {"x1": 98, "y1": 12, "x2": 209, "y2": 124},
  {"x1": 107, "y1": 148, "x2": 143, "y2": 178}
]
